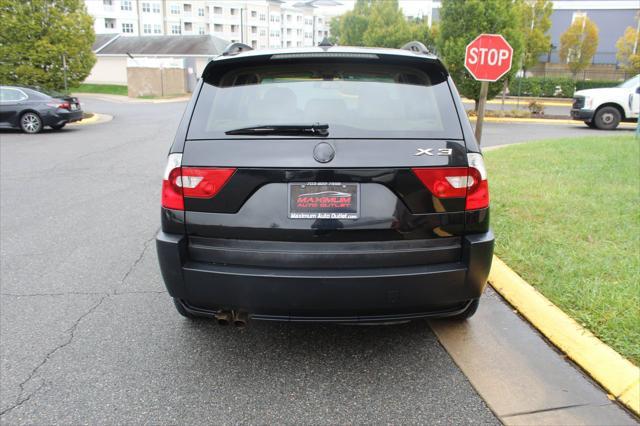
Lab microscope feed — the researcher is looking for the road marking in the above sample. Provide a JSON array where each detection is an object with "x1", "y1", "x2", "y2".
[{"x1": 489, "y1": 256, "x2": 640, "y2": 416}]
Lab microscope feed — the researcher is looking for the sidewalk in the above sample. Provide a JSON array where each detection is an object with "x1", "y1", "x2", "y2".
[{"x1": 430, "y1": 287, "x2": 638, "y2": 425}]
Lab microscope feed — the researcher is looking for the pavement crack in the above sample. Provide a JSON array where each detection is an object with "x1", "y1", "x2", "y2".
[
  {"x1": 114, "y1": 229, "x2": 159, "y2": 294},
  {"x1": 1, "y1": 229, "x2": 161, "y2": 418},
  {"x1": 0, "y1": 294, "x2": 108, "y2": 417},
  {"x1": 501, "y1": 402, "x2": 599, "y2": 418}
]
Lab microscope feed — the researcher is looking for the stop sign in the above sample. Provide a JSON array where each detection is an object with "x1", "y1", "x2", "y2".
[{"x1": 464, "y1": 34, "x2": 513, "y2": 82}]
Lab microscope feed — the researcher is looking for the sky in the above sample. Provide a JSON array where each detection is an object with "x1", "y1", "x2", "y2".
[{"x1": 284, "y1": 0, "x2": 433, "y2": 18}]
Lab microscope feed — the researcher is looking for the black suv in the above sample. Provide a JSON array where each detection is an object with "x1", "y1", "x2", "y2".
[{"x1": 157, "y1": 43, "x2": 494, "y2": 325}]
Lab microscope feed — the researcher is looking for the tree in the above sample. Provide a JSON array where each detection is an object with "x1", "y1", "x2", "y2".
[
  {"x1": 362, "y1": 0, "x2": 411, "y2": 48},
  {"x1": 559, "y1": 16, "x2": 599, "y2": 78},
  {"x1": 518, "y1": 0, "x2": 553, "y2": 75},
  {"x1": 330, "y1": 0, "x2": 372, "y2": 46},
  {"x1": 615, "y1": 24, "x2": 640, "y2": 75},
  {"x1": 437, "y1": 0, "x2": 524, "y2": 109},
  {"x1": 0, "y1": 0, "x2": 96, "y2": 91},
  {"x1": 330, "y1": 0, "x2": 434, "y2": 50},
  {"x1": 408, "y1": 18, "x2": 438, "y2": 52}
]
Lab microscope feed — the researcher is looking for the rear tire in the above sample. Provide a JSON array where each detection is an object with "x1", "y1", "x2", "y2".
[
  {"x1": 593, "y1": 106, "x2": 621, "y2": 130},
  {"x1": 20, "y1": 112, "x2": 43, "y2": 134},
  {"x1": 50, "y1": 123, "x2": 66, "y2": 130},
  {"x1": 449, "y1": 299, "x2": 480, "y2": 320},
  {"x1": 173, "y1": 298, "x2": 198, "y2": 319},
  {"x1": 585, "y1": 120, "x2": 597, "y2": 129}
]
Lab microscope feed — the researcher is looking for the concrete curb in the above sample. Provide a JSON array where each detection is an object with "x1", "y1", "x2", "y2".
[
  {"x1": 462, "y1": 97, "x2": 572, "y2": 107},
  {"x1": 68, "y1": 113, "x2": 113, "y2": 126},
  {"x1": 489, "y1": 256, "x2": 640, "y2": 416},
  {"x1": 468, "y1": 116, "x2": 636, "y2": 126}
]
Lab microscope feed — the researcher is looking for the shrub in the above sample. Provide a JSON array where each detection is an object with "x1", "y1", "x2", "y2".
[
  {"x1": 509, "y1": 77, "x2": 575, "y2": 98},
  {"x1": 528, "y1": 100, "x2": 544, "y2": 115},
  {"x1": 574, "y1": 80, "x2": 621, "y2": 91}
]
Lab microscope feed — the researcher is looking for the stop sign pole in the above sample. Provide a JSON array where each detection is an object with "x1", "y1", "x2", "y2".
[{"x1": 464, "y1": 34, "x2": 513, "y2": 145}]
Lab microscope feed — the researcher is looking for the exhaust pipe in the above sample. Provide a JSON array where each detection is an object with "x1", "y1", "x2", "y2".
[
  {"x1": 232, "y1": 311, "x2": 248, "y2": 328},
  {"x1": 214, "y1": 311, "x2": 231, "y2": 326}
]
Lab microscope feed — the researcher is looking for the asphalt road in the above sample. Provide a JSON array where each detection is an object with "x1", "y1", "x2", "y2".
[
  {"x1": 0, "y1": 97, "x2": 499, "y2": 424},
  {"x1": 0, "y1": 96, "x2": 633, "y2": 424}
]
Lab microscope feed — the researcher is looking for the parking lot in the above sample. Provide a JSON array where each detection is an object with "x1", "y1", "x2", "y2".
[{"x1": 0, "y1": 96, "x2": 636, "y2": 424}]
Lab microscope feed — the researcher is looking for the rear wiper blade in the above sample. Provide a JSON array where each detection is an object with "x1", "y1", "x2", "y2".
[{"x1": 225, "y1": 123, "x2": 329, "y2": 137}]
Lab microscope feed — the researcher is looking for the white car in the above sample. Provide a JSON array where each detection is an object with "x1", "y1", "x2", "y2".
[{"x1": 571, "y1": 75, "x2": 639, "y2": 130}]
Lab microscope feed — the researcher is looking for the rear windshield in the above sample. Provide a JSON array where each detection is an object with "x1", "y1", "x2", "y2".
[{"x1": 187, "y1": 62, "x2": 463, "y2": 139}]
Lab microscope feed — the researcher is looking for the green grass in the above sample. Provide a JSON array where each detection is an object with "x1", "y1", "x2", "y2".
[
  {"x1": 485, "y1": 135, "x2": 640, "y2": 365},
  {"x1": 69, "y1": 83, "x2": 128, "y2": 96}
]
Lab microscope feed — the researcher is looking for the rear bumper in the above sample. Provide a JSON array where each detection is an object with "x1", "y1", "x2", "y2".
[
  {"x1": 43, "y1": 110, "x2": 84, "y2": 126},
  {"x1": 156, "y1": 231, "x2": 494, "y2": 322},
  {"x1": 570, "y1": 108, "x2": 594, "y2": 121}
]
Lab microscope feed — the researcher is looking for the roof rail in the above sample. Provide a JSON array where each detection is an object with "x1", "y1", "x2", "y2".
[
  {"x1": 401, "y1": 41, "x2": 430, "y2": 55},
  {"x1": 222, "y1": 42, "x2": 253, "y2": 56}
]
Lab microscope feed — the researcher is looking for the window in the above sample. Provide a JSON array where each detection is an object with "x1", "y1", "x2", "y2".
[
  {"x1": 121, "y1": 0, "x2": 132, "y2": 11},
  {"x1": 122, "y1": 22, "x2": 134, "y2": 33},
  {"x1": 143, "y1": 23, "x2": 152, "y2": 34},
  {"x1": 251, "y1": 26, "x2": 257, "y2": 34},
  {"x1": 231, "y1": 25, "x2": 238, "y2": 33},
  {"x1": 297, "y1": 29, "x2": 302, "y2": 36},
  {"x1": 198, "y1": 25, "x2": 205, "y2": 35},
  {"x1": 260, "y1": 29, "x2": 266, "y2": 36},
  {"x1": 214, "y1": 24, "x2": 223, "y2": 32},
  {"x1": 171, "y1": 24, "x2": 181, "y2": 34},
  {"x1": 170, "y1": 4, "x2": 179, "y2": 14},
  {"x1": 230, "y1": 8, "x2": 237, "y2": 15},
  {"x1": 141, "y1": 2, "x2": 150, "y2": 12},
  {"x1": 297, "y1": 16, "x2": 302, "y2": 22},
  {"x1": 251, "y1": 10, "x2": 257, "y2": 18},
  {"x1": 197, "y1": 7, "x2": 204, "y2": 16},
  {"x1": 153, "y1": 24, "x2": 162, "y2": 34},
  {"x1": 251, "y1": 40, "x2": 257, "y2": 48},
  {"x1": 152, "y1": 3, "x2": 160, "y2": 13},
  {"x1": 0, "y1": 88, "x2": 28, "y2": 102},
  {"x1": 286, "y1": 41, "x2": 291, "y2": 47},
  {"x1": 260, "y1": 13, "x2": 266, "y2": 21},
  {"x1": 184, "y1": 4, "x2": 192, "y2": 13},
  {"x1": 184, "y1": 22, "x2": 193, "y2": 31},
  {"x1": 103, "y1": 0, "x2": 113, "y2": 9},
  {"x1": 105, "y1": 18, "x2": 116, "y2": 29},
  {"x1": 317, "y1": 18, "x2": 322, "y2": 24},
  {"x1": 297, "y1": 41, "x2": 302, "y2": 47},
  {"x1": 188, "y1": 63, "x2": 461, "y2": 140},
  {"x1": 214, "y1": 6, "x2": 222, "y2": 14},
  {"x1": 287, "y1": 14, "x2": 292, "y2": 21}
]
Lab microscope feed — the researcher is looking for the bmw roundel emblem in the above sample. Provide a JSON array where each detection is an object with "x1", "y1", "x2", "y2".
[{"x1": 313, "y1": 142, "x2": 335, "y2": 163}]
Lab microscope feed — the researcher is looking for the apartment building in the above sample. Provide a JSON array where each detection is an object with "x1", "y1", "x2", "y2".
[{"x1": 85, "y1": 0, "x2": 332, "y2": 49}]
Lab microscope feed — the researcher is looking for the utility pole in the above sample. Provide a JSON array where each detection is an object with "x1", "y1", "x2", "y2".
[{"x1": 62, "y1": 54, "x2": 68, "y2": 92}]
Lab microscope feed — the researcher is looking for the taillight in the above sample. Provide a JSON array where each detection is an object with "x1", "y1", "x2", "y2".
[
  {"x1": 465, "y1": 153, "x2": 489, "y2": 210},
  {"x1": 161, "y1": 153, "x2": 236, "y2": 211},
  {"x1": 162, "y1": 154, "x2": 184, "y2": 210},
  {"x1": 47, "y1": 102, "x2": 70, "y2": 110},
  {"x1": 412, "y1": 153, "x2": 489, "y2": 211}
]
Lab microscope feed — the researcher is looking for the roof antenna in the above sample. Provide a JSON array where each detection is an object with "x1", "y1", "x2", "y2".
[
  {"x1": 318, "y1": 37, "x2": 333, "y2": 49},
  {"x1": 401, "y1": 41, "x2": 430, "y2": 54}
]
